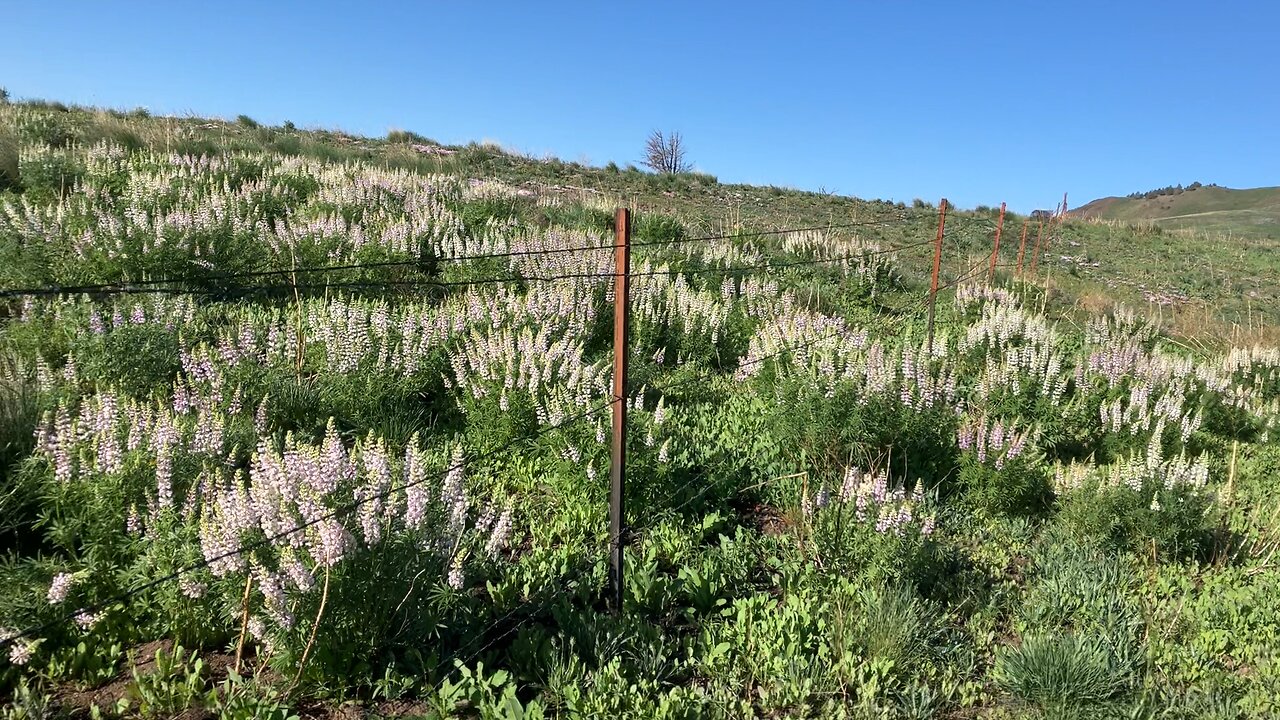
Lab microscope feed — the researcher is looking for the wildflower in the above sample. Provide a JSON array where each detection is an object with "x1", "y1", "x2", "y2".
[
  {"x1": 179, "y1": 576, "x2": 207, "y2": 599},
  {"x1": 126, "y1": 505, "x2": 142, "y2": 535},
  {"x1": 447, "y1": 555, "x2": 465, "y2": 590},
  {"x1": 47, "y1": 573, "x2": 77, "y2": 604},
  {"x1": 74, "y1": 609, "x2": 105, "y2": 630},
  {"x1": 4, "y1": 631, "x2": 38, "y2": 666},
  {"x1": 921, "y1": 515, "x2": 936, "y2": 536},
  {"x1": 485, "y1": 502, "x2": 514, "y2": 557},
  {"x1": 815, "y1": 485, "x2": 831, "y2": 510}
]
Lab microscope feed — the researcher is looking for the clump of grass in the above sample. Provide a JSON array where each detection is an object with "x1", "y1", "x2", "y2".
[
  {"x1": 995, "y1": 633, "x2": 1129, "y2": 709},
  {"x1": 387, "y1": 128, "x2": 433, "y2": 144}
]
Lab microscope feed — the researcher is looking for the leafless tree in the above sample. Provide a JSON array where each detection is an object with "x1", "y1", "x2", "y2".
[{"x1": 643, "y1": 130, "x2": 691, "y2": 174}]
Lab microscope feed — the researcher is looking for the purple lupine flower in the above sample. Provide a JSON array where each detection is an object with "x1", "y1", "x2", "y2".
[
  {"x1": 311, "y1": 518, "x2": 350, "y2": 567},
  {"x1": 88, "y1": 310, "x2": 105, "y2": 335},
  {"x1": 282, "y1": 555, "x2": 315, "y2": 592},
  {"x1": 73, "y1": 609, "x2": 104, "y2": 630},
  {"x1": 47, "y1": 573, "x2": 77, "y2": 604},
  {"x1": 357, "y1": 439, "x2": 392, "y2": 547},
  {"x1": 840, "y1": 467, "x2": 861, "y2": 501},
  {"x1": 126, "y1": 506, "x2": 142, "y2": 535},
  {"x1": 815, "y1": 486, "x2": 831, "y2": 510},
  {"x1": 875, "y1": 506, "x2": 891, "y2": 533},
  {"x1": 447, "y1": 555, "x2": 465, "y2": 590},
  {"x1": 255, "y1": 567, "x2": 295, "y2": 629},
  {"x1": 921, "y1": 515, "x2": 936, "y2": 536},
  {"x1": 485, "y1": 502, "x2": 514, "y2": 557},
  {"x1": 441, "y1": 444, "x2": 467, "y2": 542},
  {"x1": 871, "y1": 471, "x2": 888, "y2": 504},
  {"x1": 179, "y1": 576, "x2": 207, "y2": 599},
  {"x1": 403, "y1": 440, "x2": 429, "y2": 530},
  {"x1": 254, "y1": 396, "x2": 270, "y2": 434}
]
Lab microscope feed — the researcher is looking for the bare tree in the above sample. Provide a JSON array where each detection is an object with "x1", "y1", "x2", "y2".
[{"x1": 643, "y1": 130, "x2": 691, "y2": 174}]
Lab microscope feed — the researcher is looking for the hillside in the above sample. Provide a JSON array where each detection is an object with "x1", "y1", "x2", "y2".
[
  {"x1": 1073, "y1": 185, "x2": 1280, "y2": 240},
  {"x1": 1, "y1": 100, "x2": 1276, "y2": 341},
  {"x1": 1, "y1": 98, "x2": 1280, "y2": 718}
]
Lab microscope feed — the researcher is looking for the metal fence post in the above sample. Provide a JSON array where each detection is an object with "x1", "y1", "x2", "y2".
[
  {"x1": 926, "y1": 198, "x2": 948, "y2": 357},
  {"x1": 1030, "y1": 217, "x2": 1045, "y2": 277},
  {"x1": 988, "y1": 202, "x2": 1005, "y2": 283},
  {"x1": 609, "y1": 207, "x2": 631, "y2": 613}
]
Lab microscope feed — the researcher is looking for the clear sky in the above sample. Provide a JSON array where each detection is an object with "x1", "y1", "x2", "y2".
[{"x1": 4, "y1": 1, "x2": 1277, "y2": 212}]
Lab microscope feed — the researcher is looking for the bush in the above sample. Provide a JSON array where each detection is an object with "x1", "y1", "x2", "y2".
[
  {"x1": 387, "y1": 128, "x2": 430, "y2": 144},
  {"x1": 1057, "y1": 473, "x2": 1215, "y2": 559},
  {"x1": 235, "y1": 114, "x2": 259, "y2": 129}
]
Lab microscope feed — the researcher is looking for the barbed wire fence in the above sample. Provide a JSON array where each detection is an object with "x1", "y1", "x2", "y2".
[{"x1": 0, "y1": 198, "x2": 1053, "y2": 686}]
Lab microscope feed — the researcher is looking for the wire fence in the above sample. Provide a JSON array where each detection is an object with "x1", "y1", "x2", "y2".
[{"x1": 0, "y1": 200, "x2": 1056, "y2": 668}]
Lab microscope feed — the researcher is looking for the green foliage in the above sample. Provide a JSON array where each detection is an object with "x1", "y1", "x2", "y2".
[
  {"x1": 996, "y1": 633, "x2": 1130, "y2": 709},
  {"x1": 126, "y1": 644, "x2": 213, "y2": 717},
  {"x1": 0, "y1": 97, "x2": 1275, "y2": 719},
  {"x1": 1057, "y1": 478, "x2": 1215, "y2": 559}
]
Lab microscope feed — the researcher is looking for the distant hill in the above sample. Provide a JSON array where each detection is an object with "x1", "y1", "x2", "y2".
[{"x1": 1072, "y1": 185, "x2": 1280, "y2": 239}]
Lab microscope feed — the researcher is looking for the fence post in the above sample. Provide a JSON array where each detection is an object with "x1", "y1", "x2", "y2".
[
  {"x1": 988, "y1": 202, "x2": 1005, "y2": 283},
  {"x1": 1015, "y1": 218, "x2": 1029, "y2": 277},
  {"x1": 1030, "y1": 217, "x2": 1045, "y2": 277},
  {"x1": 609, "y1": 207, "x2": 631, "y2": 613},
  {"x1": 926, "y1": 198, "x2": 948, "y2": 357}
]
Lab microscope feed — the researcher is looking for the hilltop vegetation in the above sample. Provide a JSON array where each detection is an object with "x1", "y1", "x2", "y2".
[{"x1": 0, "y1": 99, "x2": 1278, "y2": 718}]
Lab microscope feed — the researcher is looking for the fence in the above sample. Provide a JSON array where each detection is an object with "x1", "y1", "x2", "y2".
[{"x1": 0, "y1": 196, "x2": 1071, "y2": 674}]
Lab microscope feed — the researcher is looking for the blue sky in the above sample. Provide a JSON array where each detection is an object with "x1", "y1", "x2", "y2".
[{"x1": 4, "y1": 1, "x2": 1277, "y2": 212}]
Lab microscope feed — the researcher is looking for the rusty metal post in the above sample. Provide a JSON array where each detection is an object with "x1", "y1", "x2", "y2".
[
  {"x1": 988, "y1": 202, "x2": 1005, "y2": 283},
  {"x1": 926, "y1": 198, "x2": 948, "y2": 357},
  {"x1": 609, "y1": 207, "x2": 631, "y2": 612},
  {"x1": 1015, "y1": 218, "x2": 1029, "y2": 277},
  {"x1": 1030, "y1": 217, "x2": 1045, "y2": 276}
]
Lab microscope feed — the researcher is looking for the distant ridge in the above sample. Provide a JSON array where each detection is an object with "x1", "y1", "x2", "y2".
[{"x1": 1072, "y1": 185, "x2": 1280, "y2": 239}]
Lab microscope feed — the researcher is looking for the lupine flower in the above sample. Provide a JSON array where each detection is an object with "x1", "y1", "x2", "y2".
[
  {"x1": 485, "y1": 503, "x2": 514, "y2": 557},
  {"x1": 179, "y1": 576, "x2": 207, "y2": 599},
  {"x1": 447, "y1": 555, "x2": 465, "y2": 590},
  {"x1": 47, "y1": 573, "x2": 77, "y2": 604},
  {"x1": 5, "y1": 632, "x2": 37, "y2": 666},
  {"x1": 73, "y1": 609, "x2": 105, "y2": 630}
]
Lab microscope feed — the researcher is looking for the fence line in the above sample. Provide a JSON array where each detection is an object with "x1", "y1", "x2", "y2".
[{"x1": 0, "y1": 198, "x2": 1058, "y2": 665}]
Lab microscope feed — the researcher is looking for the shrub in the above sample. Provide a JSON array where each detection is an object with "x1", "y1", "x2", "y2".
[
  {"x1": 386, "y1": 128, "x2": 430, "y2": 144},
  {"x1": 235, "y1": 114, "x2": 259, "y2": 129},
  {"x1": 282, "y1": 120, "x2": 296, "y2": 131}
]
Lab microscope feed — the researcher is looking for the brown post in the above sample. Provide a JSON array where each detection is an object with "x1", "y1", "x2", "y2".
[
  {"x1": 609, "y1": 207, "x2": 631, "y2": 612},
  {"x1": 1030, "y1": 217, "x2": 1045, "y2": 276},
  {"x1": 988, "y1": 202, "x2": 1005, "y2": 283},
  {"x1": 926, "y1": 198, "x2": 948, "y2": 357},
  {"x1": 1015, "y1": 218, "x2": 1029, "y2": 277}
]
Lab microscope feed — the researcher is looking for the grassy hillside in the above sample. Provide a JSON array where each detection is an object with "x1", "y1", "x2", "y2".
[
  {"x1": 1, "y1": 98, "x2": 1279, "y2": 718},
  {"x1": 1073, "y1": 186, "x2": 1280, "y2": 240},
  {"x1": 1, "y1": 99, "x2": 1276, "y2": 343}
]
